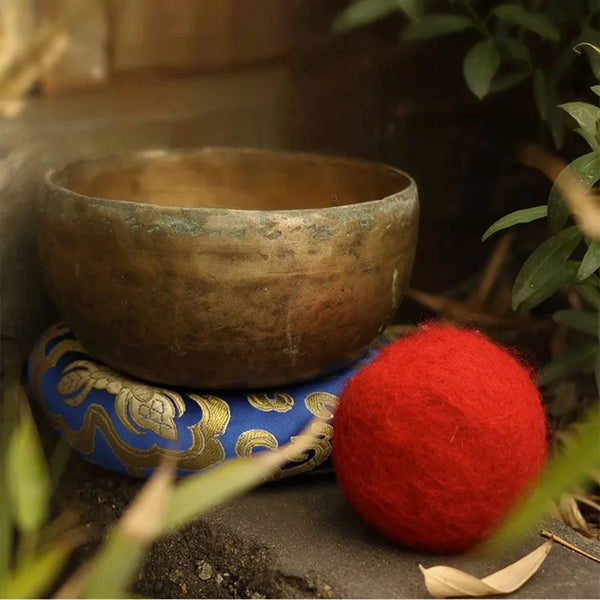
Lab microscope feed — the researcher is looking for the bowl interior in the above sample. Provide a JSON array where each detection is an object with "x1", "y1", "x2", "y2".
[{"x1": 49, "y1": 149, "x2": 412, "y2": 211}]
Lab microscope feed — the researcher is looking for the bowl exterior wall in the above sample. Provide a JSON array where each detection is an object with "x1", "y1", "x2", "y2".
[{"x1": 39, "y1": 164, "x2": 418, "y2": 388}]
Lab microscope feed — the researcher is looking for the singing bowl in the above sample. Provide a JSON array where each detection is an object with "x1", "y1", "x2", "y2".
[{"x1": 39, "y1": 148, "x2": 418, "y2": 388}]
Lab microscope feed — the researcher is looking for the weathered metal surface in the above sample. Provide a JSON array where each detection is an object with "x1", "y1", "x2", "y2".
[{"x1": 38, "y1": 148, "x2": 418, "y2": 388}]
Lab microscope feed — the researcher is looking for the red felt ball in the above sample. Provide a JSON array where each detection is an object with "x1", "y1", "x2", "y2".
[{"x1": 332, "y1": 323, "x2": 547, "y2": 554}]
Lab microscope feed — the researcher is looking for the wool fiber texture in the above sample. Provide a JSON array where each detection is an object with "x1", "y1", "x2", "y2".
[{"x1": 332, "y1": 323, "x2": 548, "y2": 553}]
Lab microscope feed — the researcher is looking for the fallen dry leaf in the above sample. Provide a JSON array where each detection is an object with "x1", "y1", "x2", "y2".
[
  {"x1": 558, "y1": 494, "x2": 594, "y2": 537},
  {"x1": 419, "y1": 540, "x2": 553, "y2": 598}
]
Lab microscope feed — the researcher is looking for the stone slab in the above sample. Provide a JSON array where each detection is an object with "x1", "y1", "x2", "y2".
[{"x1": 53, "y1": 453, "x2": 600, "y2": 599}]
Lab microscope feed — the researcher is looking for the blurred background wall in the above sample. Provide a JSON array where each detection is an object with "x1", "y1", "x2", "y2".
[{"x1": 1, "y1": 0, "x2": 547, "y2": 346}]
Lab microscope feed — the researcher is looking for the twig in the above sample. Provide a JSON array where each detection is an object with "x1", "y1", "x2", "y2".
[
  {"x1": 540, "y1": 529, "x2": 600, "y2": 564},
  {"x1": 469, "y1": 230, "x2": 515, "y2": 309}
]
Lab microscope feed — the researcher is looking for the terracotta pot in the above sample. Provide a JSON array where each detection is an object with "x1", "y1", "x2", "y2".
[{"x1": 39, "y1": 148, "x2": 418, "y2": 388}]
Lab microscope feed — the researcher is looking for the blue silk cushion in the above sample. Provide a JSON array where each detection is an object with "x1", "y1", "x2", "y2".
[{"x1": 28, "y1": 322, "x2": 388, "y2": 478}]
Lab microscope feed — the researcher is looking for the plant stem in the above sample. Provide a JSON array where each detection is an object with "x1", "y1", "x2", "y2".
[
  {"x1": 460, "y1": 0, "x2": 489, "y2": 37},
  {"x1": 540, "y1": 530, "x2": 600, "y2": 564}
]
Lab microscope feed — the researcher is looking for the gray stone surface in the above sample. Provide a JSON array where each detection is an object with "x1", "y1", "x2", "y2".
[
  {"x1": 54, "y1": 453, "x2": 600, "y2": 599},
  {"x1": 200, "y1": 476, "x2": 600, "y2": 599}
]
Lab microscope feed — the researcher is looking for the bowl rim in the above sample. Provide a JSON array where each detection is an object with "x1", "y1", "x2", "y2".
[{"x1": 43, "y1": 146, "x2": 418, "y2": 216}]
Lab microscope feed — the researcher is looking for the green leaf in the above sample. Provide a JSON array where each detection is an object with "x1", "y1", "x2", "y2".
[
  {"x1": 553, "y1": 309, "x2": 598, "y2": 336},
  {"x1": 396, "y1": 0, "x2": 423, "y2": 22},
  {"x1": 594, "y1": 346, "x2": 600, "y2": 395},
  {"x1": 575, "y1": 127, "x2": 600, "y2": 151},
  {"x1": 520, "y1": 261, "x2": 580, "y2": 312},
  {"x1": 463, "y1": 39, "x2": 501, "y2": 100},
  {"x1": 578, "y1": 241, "x2": 600, "y2": 281},
  {"x1": 490, "y1": 70, "x2": 530, "y2": 94},
  {"x1": 575, "y1": 284, "x2": 600, "y2": 310},
  {"x1": 493, "y1": 4, "x2": 560, "y2": 41},
  {"x1": 533, "y1": 69, "x2": 565, "y2": 148},
  {"x1": 0, "y1": 537, "x2": 77, "y2": 599},
  {"x1": 533, "y1": 69, "x2": 551, "y2": 122},
  {"x1": 332, "y1": 0, "x2": 400, "y2": 33},
  {"x1": 559, "y1": 102, "x2": 600, "y2": 138},
  {"x1": 548, "y1": 152, "x2": 600, "y2": 233},
  {"x1": 512, "y1": 227, "x2": 583, "y2": 311},
  {"x1": 592, "y1": 85, "x2": 600, "y2": 97},
  {"x1": 401, "y1": 14, "x2": 473, "y2": 40},
  {"x1": 81, "y1": 422, "x2": 321, "y2": 598},
  {"x1": 482, "y1": 403, "x2": 600, "y2": 551},
  {"x1": 539, "y1": 343, "x2": 598, "y2": 385},
  {"x1": 161, "y1": 457, "x2": 281, "y2": 533},
  {"x1": 6, "y1": 402, "x2": 50, "y2": 535},
  {"x1": 497, "y1": 36, "x2": 531, "y2": 63},
  {"x1": 81, "y1": 467, "x2": 174, "y2": 598},
  {"x1": 0, "y1": 348, "x2": 23, "y2": 582},
  {"x1": 575, "y1": 29, "x2": 600, "y2": 79},
  {"x1": 482, "y1": 206, "x2": 547, "y2": 241}
]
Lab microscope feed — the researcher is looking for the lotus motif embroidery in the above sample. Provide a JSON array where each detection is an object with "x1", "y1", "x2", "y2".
[{"x1": 57, "y1": 360, "x2": 185, "y2": 440}]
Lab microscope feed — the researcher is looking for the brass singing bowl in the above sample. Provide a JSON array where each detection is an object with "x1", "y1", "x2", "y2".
[{"x1": 39, "y1": 148, "x2": 419, "y2": 388}]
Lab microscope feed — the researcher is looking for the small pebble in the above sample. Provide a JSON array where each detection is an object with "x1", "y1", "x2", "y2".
[{"x1": 197, "y1": 560, "x2": 213, "y2": 580}]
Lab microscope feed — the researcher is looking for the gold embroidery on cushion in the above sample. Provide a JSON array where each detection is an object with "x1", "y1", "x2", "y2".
[
  {"x1": 187, "y1": 394, "x2": 231, "y2": 467},
  {"x1": 30, "y1": 326, "x2": 231, "y2": 472},
  {"x1": 57, "y1": 361, "x2": 186, "y2": 441},
  {"x1": 304, "y1": 391, "x2": 338, "y2": 419},
  {"x1": 246, "y1": 392, "x2": 294, "y2": 413},
  {"x1": 46, "y1": 397, "x2": 230, "y2": 472},
  {"x1": 234, "y1": 429, "x2": 278, "y2": 456},
  {"x1": 233, "y1": 421, "x2": 333, "y2": 480}
]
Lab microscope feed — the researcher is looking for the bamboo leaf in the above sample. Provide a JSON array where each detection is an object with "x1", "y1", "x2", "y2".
[
  {"x1": 512, "y1": 227, "x2": 582, "y2": 311},
  {"x1": 0, "y1": 534, "x2": 81, "y2": 599},
  {"x1": 578, "y1": 241, "x2": 600, "y2": 281},
  {"x1": 420, "y1": 540, "x2": 553, "y2": 598},
  {"x1": 493, "y1": 4, "x2": 560, "y2": 41},
  {"x1": 553, "y1": 310, "x2": 598, "y2": 336},
  {"x1": 483, "y1": 404, "x2": 600, "y2": 551},
  {"x1": 594, "y1": 346, "x2": 600, "y2": 394},
  {"x1": 482, "y1": 206, "x2": 547, "y2": 241},
  {"x1": 162, "y1": 421, "x2": 320, "y2": 533},
  {"x1": 80, "y1": 466, "x2": 174, "y2": 598},
  {"x1": 548, "y1": 152, "x2": 600, "y2": 233},
  {"x1": 332, "y1": 0, "x2": 401, "y2": 32},
  {"x1": 575, "y1": 284, "x2": 600, "y2": 310},
  {"x1": 402, "y1": 14, "x2": 473, "y2": 40},
  {"x1": 0, "y1": 348, "x2": 24, "y2": 582},
  {"x1": 6, "y1": 399, "x2": 50, "y2": 535},
  {"x1": 559, "y1": 102, "x2": 600, "y2": 138},
  {"x1": 539, "y1": 343, "x2": 598, "y2": 386},
  {"x1": 463, "y1": 40, "x2": 501, "y2": 100},
  {"x1": 79, "y1": 420, "x2": 321, "y2": 598}
]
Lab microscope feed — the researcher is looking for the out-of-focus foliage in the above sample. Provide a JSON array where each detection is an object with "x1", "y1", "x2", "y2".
[
  {"x1": 333, "y1": 0, "x2": 599, "y2": 148},
  {"x1": 0, "y1": 352, "x2": 318, "y2": 598}
]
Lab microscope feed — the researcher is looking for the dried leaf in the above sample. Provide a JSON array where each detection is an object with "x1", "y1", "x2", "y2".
[
  {"x1": 557, "y1": 494, "x2": 593, "y2": 537},
  {"x1": 420, "y1": 540, "x2": 553, "y2": 598}
]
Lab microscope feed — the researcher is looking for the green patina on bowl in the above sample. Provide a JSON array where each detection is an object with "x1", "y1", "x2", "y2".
[{"x1": 39, "y1": 148, "x2": 419, "y2": 388}]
